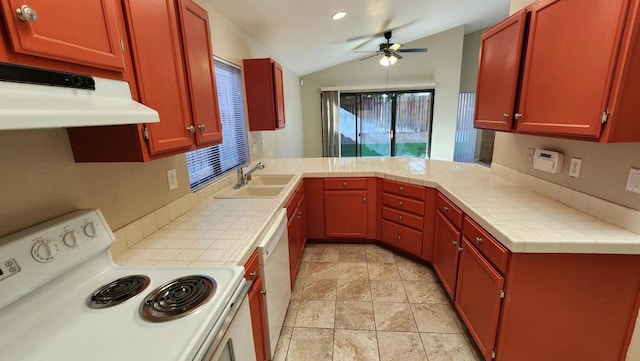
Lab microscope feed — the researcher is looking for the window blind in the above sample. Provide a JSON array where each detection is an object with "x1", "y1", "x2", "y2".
[{"x1": 186, "y1": 59, "x2": 249, "y2": 190}]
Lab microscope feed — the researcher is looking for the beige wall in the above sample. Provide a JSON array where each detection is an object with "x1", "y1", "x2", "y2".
[
  {"x1": 301, "y1": 26, "x2": 465, "y2": 160},
  {"x1": 0, "y1": 2, "x2": 304, "y2": 238},
  {"x1": 460, "y1": 30, "x2": 483, "y2": 92}
]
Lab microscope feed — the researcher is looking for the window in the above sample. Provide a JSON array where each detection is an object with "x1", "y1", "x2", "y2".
[
  {"x1": 338, "y1": 90, "x2": 434, "y2": 158},
  {"x1": 185, "y1": 59, "x2": 249, "y2": 190}
]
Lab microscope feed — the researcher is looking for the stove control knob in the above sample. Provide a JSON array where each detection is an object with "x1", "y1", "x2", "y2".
[
  {"x1": 83, "y1": 222, "x2": 97, "y2": 238},
  {"x1": 31, "y1": 239, "x2": 58, "y2": 263},
  {"x1": 63, "y1": 230, "x2": 80, "y2": 247}
]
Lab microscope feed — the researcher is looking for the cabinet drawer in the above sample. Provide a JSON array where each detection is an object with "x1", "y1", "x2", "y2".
[
  {"x1": 437, "y1": 193, "x2": 463, "y2": 229},
  {"x1": 383, "y1": 180, "x2": 425, "y2": 200},
  {"x1": 382, "y1": 206, "x2": 423, "y2": 231},
  {"x1": 286, "y1": 181, "x2": 304, "y2": 218},
  {"x1": 324, "y1": 178, "x2": 367, "y2": 190},
  {"x1": 462, "y1": 217, "x2": 509, "y2": 274},
  {"x1": 244, "y1": 250, "x2": 260, "y2": 281},
  {"x1": 381, "y1": 220, "x2": 422, "y2": 256},
  {"x1": 383, "y1": 193, "x2": 424, "y2": 215}
]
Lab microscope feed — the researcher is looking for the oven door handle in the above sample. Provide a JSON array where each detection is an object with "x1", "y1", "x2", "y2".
[{"x1": 199, "y1": 279, "x2": 252, "y2": 361}]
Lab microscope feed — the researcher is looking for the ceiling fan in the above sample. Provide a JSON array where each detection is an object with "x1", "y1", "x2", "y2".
[{"x1": 357, "y1": 30, "x2": 428, "y2": 66}]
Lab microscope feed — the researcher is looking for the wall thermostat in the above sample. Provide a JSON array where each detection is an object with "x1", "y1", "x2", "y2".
[{"x1": 533, "y1": 149, "x2": 563, "y2": 174}]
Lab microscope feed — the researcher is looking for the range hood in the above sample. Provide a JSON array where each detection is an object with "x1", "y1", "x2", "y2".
[{"x1": 0, "y1": 63, "x2": 159, "y2": 130}]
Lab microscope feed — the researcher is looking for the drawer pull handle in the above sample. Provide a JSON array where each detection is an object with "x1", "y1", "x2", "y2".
[
  {"x1": 443, "y1": 206, "x2": 449, "y2": 212},
  {"x1": 16, "y1": 5, "x2": 38, "y2": 22},
  {"x1": 397, "y1": 215, "x2": 403, "y2": 221},
  {"x1": 398, "y1": 201, "x2": 404, "y2": 207},
  {"x1": 249, "y1": 271, "x2": 257, "y2": 278},
  {"x1": 452, "y1": 240, "x2": 458, "y2": 246},
  {"x1": 476, "y1": 237, "x2": 483, "y2": 244},
  {"x1": 397, "y1": 235, "x2": 402, "y2": 241},
  {"x1": 343, "y1": 182, "x2": 348, "y2": 187},
  {"x1": 399, "y1": 186, "x2": 404, "y2": 192},
  {"x1": 260, "y1": 290, "x2": 267, "y2": 295}
]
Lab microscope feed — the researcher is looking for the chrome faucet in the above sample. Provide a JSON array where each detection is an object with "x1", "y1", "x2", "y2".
[{"x1": 235, "y1": 162, "x2": 265, "y2": 188}]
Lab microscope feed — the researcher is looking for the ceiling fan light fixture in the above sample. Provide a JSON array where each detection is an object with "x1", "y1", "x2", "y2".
[
  {"x1": 379, "y1": 54, "x2": 398, "y2": 67},
  {"x1": 332, "y1": 11, "x2": 346, "y2": 20}
]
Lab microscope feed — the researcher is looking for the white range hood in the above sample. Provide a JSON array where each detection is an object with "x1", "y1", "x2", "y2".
[{"x1": 0, "y1": 63, "x2": 159, "y2": 130}]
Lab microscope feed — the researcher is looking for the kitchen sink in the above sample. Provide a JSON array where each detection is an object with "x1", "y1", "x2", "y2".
[
  {"x1": 249, "y1": 174, "x2": 295, "y2": 186},
  {"x1": 215, "y1": 185, "x2": 286, "y2": 198}
]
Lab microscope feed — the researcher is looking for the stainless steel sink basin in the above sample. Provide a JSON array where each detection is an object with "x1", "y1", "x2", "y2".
[
  {"x1": 249, "y1": 174, "x2": 295, "y2": 186},
  {"x1": 215, "y1": 185, "x2": 286, "y2": 198}
]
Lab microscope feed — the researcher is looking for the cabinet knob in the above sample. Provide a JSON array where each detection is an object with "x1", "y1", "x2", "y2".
[
  {"x1": 476, "y1": 237, "x2": 483, "y2": 244},
  {"x1": 452, "y1": 240, "x2": 458, "y2": 246},
  {"x1": 260, "y1": 290, "x2": 267, "y2": 295},
  {"x1": 398, "y1": 201, "x2": 404, "y2": 207},
  {"x1": 502, "y1": 113, "x2": 510, "y2": 119},
  {"x1": 399, "y1": 186, "x2": 404, "y2": 192},
  {"x1": 362, "y1": 197, "x2": 367, "y2": 202},
  {"x1": 187, "y1": 125, "x2": 196, "y2": 133},
  {"x1": 343, "y1": 182, "x2": 348, "y2": 187},
  {"x1": 16, "y1": 5, "x2": 38, "y2": 22},
  {"x1": 397, "y1": 215, "x2": 403, "y2": 221},
  {"x1": 443, "y1": 206, "x2": 449, "y2": 212},
  {"x1": 396, "y1": 235, "x2": 402, "y2": 241},
  {"x1": 249, "y1": 271, "x2": 257, "y2": 279},
  {"x1": 458, "y1": 247, "x2": 464, "y2": 253},
  {"x1": 514, "y1": 113, "x2": 523, "y2": 120},
  {"x1": 296, "y1": 211, "x2": 302, "y2": 219},
  {"x1": 198, "y1": 124, "x2": 206, "y2": 131}
]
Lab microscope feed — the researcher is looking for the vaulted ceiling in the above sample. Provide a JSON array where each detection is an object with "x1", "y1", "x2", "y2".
[{"x1": 208, "y1": 0, "x2": 510, "y2": 75}]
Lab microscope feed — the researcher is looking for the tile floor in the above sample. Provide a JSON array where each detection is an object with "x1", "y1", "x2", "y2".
[{"x1": 272, "y1": 243, "x2": 483, "y2": 361}]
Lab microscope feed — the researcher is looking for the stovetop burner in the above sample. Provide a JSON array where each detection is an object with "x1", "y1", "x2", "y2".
[
  {"x1": 88, "y1": 275, "x2": 150, "y2": 309},
  {"x1": 140, "y1": 275, "x2": 216, "y2": 322}
]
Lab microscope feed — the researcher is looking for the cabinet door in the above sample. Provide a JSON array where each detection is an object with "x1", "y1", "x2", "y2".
[
  {"x1": 516, "y1": 0, "x2": 628, "y2": 138},
  {"x1": 421, "y1": 188, "x2": 437, "y2": 262},
  {"x1": 304, "y1": 178, "x2": 325, "y2": 239},
  {"x1": 296, "y1": 195, "x2": 307, "y2": 255},
  {"x1": 177, "y1": 0, "x2": 223, "y2": 146},
  {"x1": 272, "y1": 61, "x2": 286, "y2": 129},
  {"x1": 455, "y1": 238, "x2": 504, "y2": 361},
  {"x1": 0, "y1": 0, "x2": 125, "y2": 71},
  {"x1": 124, "y1": 0, "x2": 194, "y2": 154},
  {"x1": 433, "y1": 212, "x2": 461, "y2": 300},
  {"x1": 248, "y1": 276, "x2": 268, "y2": 361},
  {"x1": 474, "y1": 9, "x2": 527, "y2": 131},
  {"x1": 324, "y1": 190, "x2": 368, "y2": 238},
  {"x1": 287, "y1": 214, "x2": 299, "y2": 286}
]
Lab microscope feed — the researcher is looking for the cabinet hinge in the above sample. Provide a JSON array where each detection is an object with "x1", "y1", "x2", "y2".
[
  {"x1": 601, "y1": 110, "x2": 609, "y2": 125},
  {"x1": 500, "y1": 289, "x2": 505, "y2": 299},
  {"x1": 119, "y1": 39, "x2": 125, "y2": 53},
  {"x1": 142, "y1": 126, "x2": 149, "y2": 141},
  {"x1": 491, "y1": 350, "x2": 497, "y2": 359}
]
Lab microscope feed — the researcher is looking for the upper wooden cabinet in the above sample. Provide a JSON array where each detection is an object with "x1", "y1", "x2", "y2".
[
  {"x1": 475, "y1": 0, "x2": 640, "y2": 142},
  {"x1": 243, "y1": 58, "x2": 286, "y2": 131},
  {"x1": 67, "y1": 0, "x2": 223, "y2": 162},
  {"x1": 0, "y1": 0, "x2": 125, "y2": 71}
]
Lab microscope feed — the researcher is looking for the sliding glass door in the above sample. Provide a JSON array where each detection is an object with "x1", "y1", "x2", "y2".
[{"x1": 339, "y1": 90, "x2": 433, "y2": 158}]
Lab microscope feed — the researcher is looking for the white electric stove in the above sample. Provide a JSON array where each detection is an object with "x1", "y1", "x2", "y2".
[{"x1": 0, "y1": 209, "x2": 250, "y2": 361}]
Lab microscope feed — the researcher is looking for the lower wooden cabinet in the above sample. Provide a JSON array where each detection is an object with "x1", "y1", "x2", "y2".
[
  {"x1": 244, "y1": 251, "x2": 268, "y2": 361},
  {"x1": 323, "y1": 178, "x2": 376, "y2": 239},
  {"x1": 433, "y1": 211, "x2": 461, "y2": 300},
  {"x1": 286, "y1": 182, "x2": 306, "y2": 284},
  {"x1": 455, "y1": 237, "x2": 504, "y2": 361}
]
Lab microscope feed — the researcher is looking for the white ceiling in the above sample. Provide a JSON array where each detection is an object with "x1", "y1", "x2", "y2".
[{"x1": 208, "y1": 0, "x2": 510, "y2": 75}]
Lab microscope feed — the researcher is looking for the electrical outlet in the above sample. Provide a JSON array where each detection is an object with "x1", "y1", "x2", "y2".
[
  {"x1": 252, "y1": 142, "x2": 258, "y2": 154},
  {"x1": 626, "y1": 168, "x2": 640, "y2": 193},
  {"x1": 526, "y1": 148, "x2": 535, "y2": 163},
  {"x1": 569, "y1": 158, "x2": 582, "y2": 178},
  {"x1": 167, "y1": 169, "x2": 178, "y2": 190}
]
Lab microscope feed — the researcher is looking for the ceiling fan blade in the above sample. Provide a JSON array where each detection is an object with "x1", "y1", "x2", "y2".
[
  {"x1": 391, "y1": 52, "x2": 403, "y2": 60},
  {"x1": 353, "y1": 37, "x2": 377, "y2": 51},
  {"x1": 397, "y1": 48, "x2": 428, "y2": 53},
  {"x1": 359, "y1": 53, "x2": 381, "y2": 61},
  {"x1": 389, "y1": 43, "x2": 402, "y2": 51}
]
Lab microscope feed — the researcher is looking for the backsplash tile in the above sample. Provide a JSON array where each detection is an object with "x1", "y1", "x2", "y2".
[{"x1": 492, "y1": 163, "x2": 639, "y2": 235}]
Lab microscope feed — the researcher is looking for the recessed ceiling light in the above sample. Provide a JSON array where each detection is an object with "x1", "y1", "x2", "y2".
[{"x1": 332, "y1": 11, "x2": 346, "y2": 20}]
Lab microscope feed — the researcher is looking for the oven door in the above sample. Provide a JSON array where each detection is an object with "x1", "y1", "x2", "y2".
[{"x1": 200, "y1": 281, "x2": 256, "y2": 361}]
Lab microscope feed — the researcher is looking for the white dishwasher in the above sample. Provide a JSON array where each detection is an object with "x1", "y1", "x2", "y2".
[{"x1": 257, "y1": 209, "x2": 291, "y2": 360}]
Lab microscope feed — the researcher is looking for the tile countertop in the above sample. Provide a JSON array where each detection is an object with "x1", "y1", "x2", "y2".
[{"x1": 114, "y1": 157, "x2": 640, "y2": 267}]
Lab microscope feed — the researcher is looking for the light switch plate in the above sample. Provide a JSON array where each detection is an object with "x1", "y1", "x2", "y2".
[
  {"x1": 626, "y1": 168, "x2": 640, "y2": 193},
  {"x1": 569, "y1": 158, "x2": 582, "y2": 178},
  {"x1": 167, "y1": 169, "x2": 178, "y2": 190}
]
